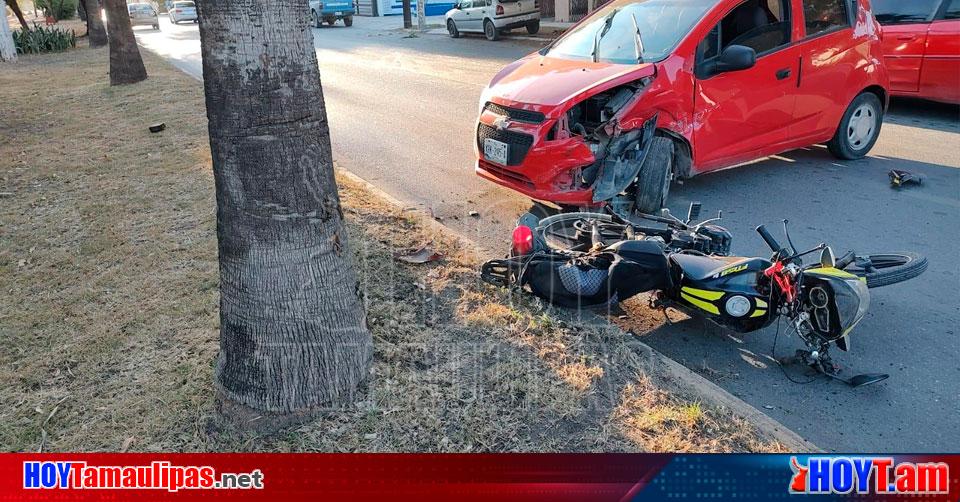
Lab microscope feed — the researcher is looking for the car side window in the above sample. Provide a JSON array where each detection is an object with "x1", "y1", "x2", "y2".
[
  {"x1": 460, "y1": 0, "x2": 473, "y2": 8},
  {"x1": 697, "y1": 0, "x2": 792, "y2": 60},
  {"x1": 945, "y1": 0, "x2": 960, "y2": 19},
  {"x1": 802, "y1": 0, "x2": 848, "y2": 36},
  {"x1": 872, "y1": 0, "x2": 940, "y2": 24}
]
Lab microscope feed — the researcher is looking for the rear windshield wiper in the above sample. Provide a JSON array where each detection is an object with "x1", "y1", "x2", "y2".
[{"x1": 592, "y1": 9, "x2": 619, "y2": 63}]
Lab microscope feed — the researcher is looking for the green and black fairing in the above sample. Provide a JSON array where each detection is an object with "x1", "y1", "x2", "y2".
[{"x1": 667, "y1": 253, "x2": 775, "y2": 333}]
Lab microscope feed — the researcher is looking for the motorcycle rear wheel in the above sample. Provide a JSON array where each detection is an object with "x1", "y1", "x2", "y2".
[{"x1": 838, "y1": 252, "x2": 927, "y2": 288}]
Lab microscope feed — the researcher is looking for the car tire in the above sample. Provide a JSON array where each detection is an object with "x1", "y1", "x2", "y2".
[
  {"x1": 447, "y1": 19, "x2": 460, "y2": 38},
  {"x1": 633, "y1": 137, "x2": 673, "y2": 215},
  {"x1": 311, "y1": 10, "x2": 321, "y2": 28},
  {"x1": 343, "y1": 15, "x2": 353, "y2": 26},
  {"x1": 154, "y1": 24, "x2": 160, "y2": 30},
  {"x1": 526, "y1": 20, "x2": 539, "y2": 34},
  {"x1": 484, "y1": 19, "x2": 499, "y2": 41},
  {"x1": 827, "y1": 92, "x2": 883, "y2": 160},
  {"x1": 193, "y1": 18, "x2": 198, "y2": 23}
]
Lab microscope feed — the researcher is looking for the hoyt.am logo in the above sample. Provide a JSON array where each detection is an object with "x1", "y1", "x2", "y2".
[{"x1": 789, "y1": 457, "x2": 949, "y2": 495}]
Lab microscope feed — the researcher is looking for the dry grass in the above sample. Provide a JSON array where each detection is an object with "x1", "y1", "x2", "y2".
[{"x1": 0, "y1": 43, "x2": 786, "y2": 453}]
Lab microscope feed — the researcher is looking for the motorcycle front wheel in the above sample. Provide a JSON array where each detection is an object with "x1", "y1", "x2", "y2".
[{"x1": 837, "y1": 252, "x2": 927, "y2": 288}]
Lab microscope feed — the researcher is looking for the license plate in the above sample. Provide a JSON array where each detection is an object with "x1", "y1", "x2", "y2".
[
  {"x1": 484, "y1": 138, "x2": 508, "y2": 165},
  {"x1": 335, "y1": 11, "x2": 343, "y2": 15}
]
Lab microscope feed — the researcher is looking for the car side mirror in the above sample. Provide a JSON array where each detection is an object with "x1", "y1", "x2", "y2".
[{"x1": 715, "y1": 45, "x2": 756, "y2": 73}]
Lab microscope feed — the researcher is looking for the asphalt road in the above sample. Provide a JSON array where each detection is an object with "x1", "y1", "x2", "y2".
[{"x1": 135, "y1": 16, "x2": 960, "y2": 452}]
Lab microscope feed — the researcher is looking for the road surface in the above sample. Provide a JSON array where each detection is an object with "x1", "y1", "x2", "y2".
[{"x1": 135, "y1": 16, "x2": 960, "y2": 452}]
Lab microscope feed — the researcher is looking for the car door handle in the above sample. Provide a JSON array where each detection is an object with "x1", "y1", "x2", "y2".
[
  {"x1": 896, "y1": 35, "x2": 917, "y2": 40},
  {"x1": 776, "y1": 68, "x2": 791, "y2": 80}
]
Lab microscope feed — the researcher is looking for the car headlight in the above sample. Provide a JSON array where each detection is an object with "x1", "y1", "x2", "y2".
[{"x1": 725, "y1": 295, "x2": 751, "y2": 318}]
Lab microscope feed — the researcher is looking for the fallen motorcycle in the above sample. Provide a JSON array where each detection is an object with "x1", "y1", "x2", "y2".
[{"x1": 481, "y1": 205, "x2": 927, "y2": 387}]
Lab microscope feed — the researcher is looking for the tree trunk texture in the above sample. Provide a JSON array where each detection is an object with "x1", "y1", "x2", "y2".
[
  {"x1": 84, "y1": 0, "x2": 107, "y2": 47},
  {"x1": 5, "y1": 0, "x2": 29, "y2": 31},
  {"x1": 102, "y1": 0, "x2": 146, "y2": 85},
  {"x1": 0, "y1": 8, "x2": 15, "y2": 62},
  {"x1": 196, "y1": 0, "x2": 373, "y2": 428},
  {"x1": 401, "y1": 0, "x2": 411, "y2": 29}
]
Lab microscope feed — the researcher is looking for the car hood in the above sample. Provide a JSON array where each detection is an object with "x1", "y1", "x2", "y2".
[{"x1": 485, "y1": 54, "x2": 656, "y2": 108}]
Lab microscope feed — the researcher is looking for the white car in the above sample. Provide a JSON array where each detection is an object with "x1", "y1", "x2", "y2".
[
  {"x1": 168, "y1": 0, "x2": 198, "y2": 24},
  {"x1": 445, "y1": 0, "x2": 540, "y2": 41}
]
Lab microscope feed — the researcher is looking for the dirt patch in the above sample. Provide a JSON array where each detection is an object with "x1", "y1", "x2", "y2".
[{"x1": 0, "y1": 43, "x2": 786, "y2": 452}]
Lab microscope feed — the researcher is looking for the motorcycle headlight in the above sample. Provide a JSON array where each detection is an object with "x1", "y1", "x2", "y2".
[
  {"x1": 833, "y1": 278, "x2": 870, "y2": 336},
  {"x1": 725, "y1": 295, "x2": 751, "y2": 317}
]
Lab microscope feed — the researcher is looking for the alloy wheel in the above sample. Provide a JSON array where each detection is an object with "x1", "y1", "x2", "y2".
[{"x1": 846, "y1": 103, "x2": 876, "y2": 151}]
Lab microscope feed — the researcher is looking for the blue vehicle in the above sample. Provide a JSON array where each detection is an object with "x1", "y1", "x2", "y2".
[{"x1": 309, "y1": 0, "x2": 355, "y2": 27}]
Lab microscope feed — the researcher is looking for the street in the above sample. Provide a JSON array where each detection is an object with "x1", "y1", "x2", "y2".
[{"x1": 135, "y1": 16, "x2": 960, "y2": 452}]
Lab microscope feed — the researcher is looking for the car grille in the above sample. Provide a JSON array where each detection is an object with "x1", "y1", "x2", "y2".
[
  {"x1": 479, "y1": 159, "x2": 535, "y2": 189},
  {"x1": 483, "y1": 102, "x2": 545, "y2": 124},
  {"x1": 477, "y1": 124, "x2": 534, "y2": 166}
]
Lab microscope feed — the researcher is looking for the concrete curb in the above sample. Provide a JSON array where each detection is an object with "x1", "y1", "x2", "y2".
[{"x1": 337, "y1": 168, "x2": 820, "y2": 452}]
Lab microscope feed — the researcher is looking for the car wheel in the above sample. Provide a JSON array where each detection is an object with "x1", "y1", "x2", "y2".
[
  {"x1": 154, "y1": 24, "x2": 160, "y2": 30},
  {"x1": 193, "y1": 18, "x2": 198, "y2": 23},
  {"x1": 447, "y1": 19, "x2": 460, "y2": 38},
  {"x1": 827, "y1": 92, "x2": 883, "y2": 160},
  {"x1": 171, "y1": 18, "x2": 177, "y2": 24},
  {"x1": 633, "y1": 137, "x2": 673, "y2": 215},
  {"x1": 484, "y1": 19, "x2": 499, "y2": 41},
  {"x1": 343, "y1": 15, "x2": 353, "y2": 26},
  {"x1": 526, "y1": 20, "x2": 540, "y2": 34},
  {"x1": 311, "y1": 10, "x2": 321, "y2": 28}
]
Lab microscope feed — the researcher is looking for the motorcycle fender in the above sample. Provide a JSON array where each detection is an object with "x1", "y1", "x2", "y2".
[{"x1": 591, "y1": 114, "x2": 658, "y2": 202}]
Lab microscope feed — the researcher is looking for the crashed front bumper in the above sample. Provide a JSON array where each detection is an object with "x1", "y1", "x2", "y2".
[{"x1": 474, "y1": 99, "x2": 656, "y2": 206}]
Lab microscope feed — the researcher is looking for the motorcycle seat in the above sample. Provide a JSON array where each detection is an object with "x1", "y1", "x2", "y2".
[{"x1": 670, "y1": 253, "x2": 750, "y2": 281}]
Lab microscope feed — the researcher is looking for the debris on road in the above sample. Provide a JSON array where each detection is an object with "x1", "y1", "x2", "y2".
[
  {"x1": 394, "y1": 245, "x2": 442, "y2": 264},
  {"x1": 148, "y1": 122, "x2": 166, "y2": 133},
  {"x1": 889, "y1": 169, "x2": 921, "y2": 189},
  {"x1": 469, "y1": 210, "x2": 480, "y2": 218}
]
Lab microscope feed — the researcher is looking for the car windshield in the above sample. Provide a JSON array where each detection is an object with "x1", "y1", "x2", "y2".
[
  {"x1": 174, "y1": 1, "x2": 195, "y2": 7},
  {"x1": 128, "y1": 4, "x2": 153, "y2": 13},
  {"x1": 546, "y1": 0, "x2": 717, "y2": 64}
]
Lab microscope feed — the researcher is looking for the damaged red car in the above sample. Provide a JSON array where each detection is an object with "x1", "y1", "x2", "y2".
[{"x1": 475, "y1": 0, "x2": 890, "y2": 214}]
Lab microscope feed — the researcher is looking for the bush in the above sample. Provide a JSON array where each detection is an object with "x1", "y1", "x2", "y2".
[
  {"x1": 13, "y1": 25, "x2": 78, "y2": 55},
  {"x1": 34, "y1": 0, "x2": 79, "y2": 20}
]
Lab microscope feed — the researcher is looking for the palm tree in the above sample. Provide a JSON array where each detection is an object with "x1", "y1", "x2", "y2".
[
  {"x1": 80, "y1": 0, "x2": 107, "y2": 48},
  {"x1": 197, "y1": 0, "x2": 372, "y2": 430},
  {"x1": 102, "y1": 0, "x2": 146, "y2": 85}
]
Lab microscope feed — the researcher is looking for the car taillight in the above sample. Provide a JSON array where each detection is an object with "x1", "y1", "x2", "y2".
[
  {"x1": 511, "y1": 225, "x2": 534, "y2": 256},
  {"x1": 174, "y1": 8, "x2": 181, "y2": 12},
  {"x1": 496, "y1": 4, "x2": 504, "y2": 15}
]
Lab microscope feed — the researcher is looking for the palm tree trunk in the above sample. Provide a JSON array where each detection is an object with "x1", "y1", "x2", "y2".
[
  {"x1": 197, "y1": 0, "x2": 372, "y2": 430},
  {"x1": 83, "y1": 0, "x2": 107, "y2": 47},
  {"x1": 5, "y1": 0, "x2": 29, "y2": 31},
  {"x1": 1, "y1": 7, "x2": 15, "y2": 62},
  {"x1": 102, "y1": 0, "x2": 146, "y2": 85}
]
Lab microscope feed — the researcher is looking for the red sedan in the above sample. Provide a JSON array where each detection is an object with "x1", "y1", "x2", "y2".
[
  {"x1": 874, "y1": 0, "x2": 960, "y2": 104},
  {"x1": 475, "y1": 0, "x2": 891, "y2": 214}
]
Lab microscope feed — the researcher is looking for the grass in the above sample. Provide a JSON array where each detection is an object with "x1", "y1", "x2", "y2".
[{"x1": 0, "y1": 42, "x2": 787, "y2": 453}]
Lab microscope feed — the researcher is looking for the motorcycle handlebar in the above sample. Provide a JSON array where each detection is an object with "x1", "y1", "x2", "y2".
[{"x1": 755, "y1": 225, "x2": 783, "y2": 254}]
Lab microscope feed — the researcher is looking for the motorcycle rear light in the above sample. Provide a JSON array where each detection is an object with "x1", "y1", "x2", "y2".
[
  {"x1": 511, "y1": 225, "x2": 534, "y2": 255},
  {"x1": 496, "y1": 4, "x2": 504, "y2": 15}
]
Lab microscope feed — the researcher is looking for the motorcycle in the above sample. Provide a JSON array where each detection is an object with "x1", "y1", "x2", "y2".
[{"x1": 481, "y1": 205, "x2": 927, "y2": 387}]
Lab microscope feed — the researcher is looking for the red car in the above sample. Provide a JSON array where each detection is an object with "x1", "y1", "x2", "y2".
[
  {"x1": 475, "y1": 0, "x2": 890, "y2": 214},
  {"x1": 873, "y1": 0, "x2": 960, "y2": 104}
]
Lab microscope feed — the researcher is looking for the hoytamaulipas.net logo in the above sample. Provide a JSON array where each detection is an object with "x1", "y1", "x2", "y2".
[
  {"x1": 789, "y1": 456, "x2": 949, "y2": 495},
  {"x1": 23, "y1": 461, "x2": 264, "y2": 492}
]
